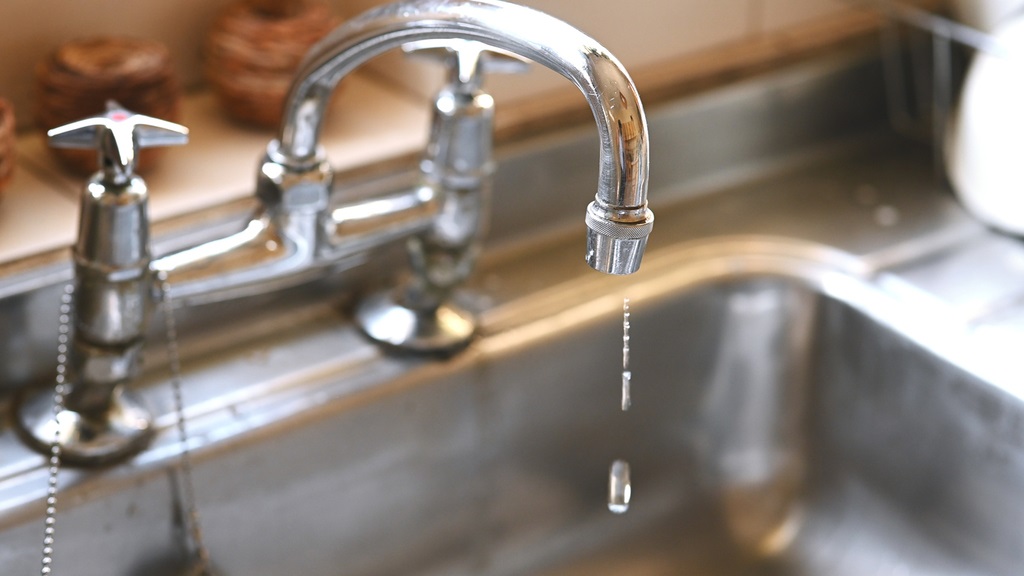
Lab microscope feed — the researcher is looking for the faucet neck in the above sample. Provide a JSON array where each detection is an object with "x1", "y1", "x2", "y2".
[{"x1": 275, "y1": 0, "x2": 649, "y2": 213}]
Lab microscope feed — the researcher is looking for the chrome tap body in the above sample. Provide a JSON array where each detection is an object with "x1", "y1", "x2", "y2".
[
  {"x1": 14, "y1": 0, "x2": 653, "y2": 464},
  {"x1": 14, "y1": 102, "x2": 188, "y2": 465},
  {"x1": 270, "y1": 0, "x2": 654, "y2": 351}
]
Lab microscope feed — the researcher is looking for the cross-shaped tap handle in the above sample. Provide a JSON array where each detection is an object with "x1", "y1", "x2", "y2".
[
  {"x1": 47, "y1": 101, "x2": 188, "y2": 183},
  {"x1": 402, "y1": 39, "x2": 530, "y2": 92}
]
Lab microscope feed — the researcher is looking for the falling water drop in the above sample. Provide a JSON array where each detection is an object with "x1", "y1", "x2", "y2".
[
  {"x1": 608, "y1": 459, "x2": 631, "y2": 514},
  {"x1": 621, "y1": 370, "x2": 632, "y2": 411}
]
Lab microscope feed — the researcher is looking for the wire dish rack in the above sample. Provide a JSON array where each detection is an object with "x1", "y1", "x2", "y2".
[{"x1": 870, "y1": 0, "x2": 1013, "y2": 178}]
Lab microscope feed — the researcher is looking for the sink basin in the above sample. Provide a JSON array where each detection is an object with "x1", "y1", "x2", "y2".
[
  {"x1": 39, "y1": 241, "x2": 1024, "y2": 576},
  {"x1": 4, "y1": 235, "x2": 1018, "y2": 576},
  {"x1": 459, "y1": 250, "x2": 1019, "y2": 576},
  {"x1": 2, "y1": 51, "x2": 1024, "y2": 576}
]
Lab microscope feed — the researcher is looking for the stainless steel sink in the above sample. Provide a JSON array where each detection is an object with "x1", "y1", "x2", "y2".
[
  {"x1": 457, "y1": 250, "x2": 1021, "y2": 576},
  {"x1": 3, "y1": 51, "x2": 1024, "y2": 575}
]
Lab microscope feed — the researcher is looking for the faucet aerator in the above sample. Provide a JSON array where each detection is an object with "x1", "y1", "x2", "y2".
[
  {"x1": 585, "y1": 201, "x2": 654, "y2": 275},
  {"x1": 586, "y1": 229, "x2": 649, "y2": 276}
]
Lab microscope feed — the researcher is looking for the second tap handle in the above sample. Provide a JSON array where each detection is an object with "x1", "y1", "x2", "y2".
[{"x1": 402, "y1": 39, "x2": 530, "y2": 91}]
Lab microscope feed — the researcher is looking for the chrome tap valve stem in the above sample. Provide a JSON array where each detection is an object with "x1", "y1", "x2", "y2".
[
  {"x1": 14, "y1": 102, "x2": 188, "y2": 465},
  {"x1": 357, "y1": 40, "x2": 529, "y2": 353}
]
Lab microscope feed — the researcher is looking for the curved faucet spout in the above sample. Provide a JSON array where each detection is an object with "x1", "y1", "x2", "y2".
[{"x1": 274, "y1": 0, "x2": 653, "y2": 274}]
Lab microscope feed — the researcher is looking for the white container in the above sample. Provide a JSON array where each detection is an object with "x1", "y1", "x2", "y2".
[
  {"x1": 951, "y1": 0, "x2": 1024, "y2": 31},
  {"x1": 947, "y1": 15, "x2": 1024, "y2": 234}
]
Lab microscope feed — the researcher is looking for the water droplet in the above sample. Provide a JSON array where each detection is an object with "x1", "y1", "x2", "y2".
[
  {"x1": 608, "y1": 459, "x2": 631, "y2": 514},
  {"x1": 621, "y1": 370, "x2": 632, "y2": 411}
]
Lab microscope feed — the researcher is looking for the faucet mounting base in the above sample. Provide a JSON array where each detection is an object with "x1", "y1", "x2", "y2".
[
  {"x1": 12, "y1": 386, "x2": 154, "y2": 467},
  {"x1": 354, "y1": 290, "x2": 475, "y2": 355}
]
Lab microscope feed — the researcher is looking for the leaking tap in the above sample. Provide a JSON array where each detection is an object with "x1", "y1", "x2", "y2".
[{"x1": 268, "y1": 0, "x2": 654, "y2": 352}]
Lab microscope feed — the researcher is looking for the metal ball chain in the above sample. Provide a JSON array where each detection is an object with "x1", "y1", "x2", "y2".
[
  {"x1": 38, "y1": 282, "x2": 74, "y2": 576},
  {"x1": 158, "y1": 271, "x2": 212, "y2": 576}
]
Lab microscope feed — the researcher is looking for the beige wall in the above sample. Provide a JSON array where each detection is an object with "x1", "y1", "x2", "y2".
[
  {"x1": 0, "y1": 0, "x2": 852, "y2": 129},
  {"x1": 339, "y1": 0, "x2": 854, "y2": 103}
]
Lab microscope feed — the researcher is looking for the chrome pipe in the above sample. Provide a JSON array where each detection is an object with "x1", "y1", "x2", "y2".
[{"x1": 273, "y1": 0, "x2": 653, "y2": 274}]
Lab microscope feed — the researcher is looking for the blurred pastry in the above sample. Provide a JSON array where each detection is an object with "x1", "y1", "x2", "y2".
[{"x1": 205, "y1": 0, "x2": 338, "y2": 128}]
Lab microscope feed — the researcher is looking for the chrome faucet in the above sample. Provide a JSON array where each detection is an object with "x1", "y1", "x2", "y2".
[
  {"x1": 272, "y1": 0, "x2": 654, "y2": 350},
  {"x1": 14, "y1": 102, "x2": 188, "y2": 465},
  {"x1": 14, "y1": 0, "x2": 652, "y2": 465},
  {"x1": 273, "y1": 0, "x2": 653, "y2": 274}
]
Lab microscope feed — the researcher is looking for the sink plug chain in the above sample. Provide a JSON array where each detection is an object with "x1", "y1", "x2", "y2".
[
  {"x1": 36, "y1": 279, "x2": 214, "y2": 576},
  {"x1": 37, "y1": 282, "x2": 74, "y2": 576},
  {"x1": 157, "y1": 271, "x2": 213, "y2": 576}
]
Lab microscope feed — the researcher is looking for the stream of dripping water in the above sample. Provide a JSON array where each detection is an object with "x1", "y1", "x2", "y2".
[
  {"x1": 608, "y1": 297, "x2": 633, "y2": 514},
  {"x1": 622, "y1": 297, "x2": 631, "y2": 411}
]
